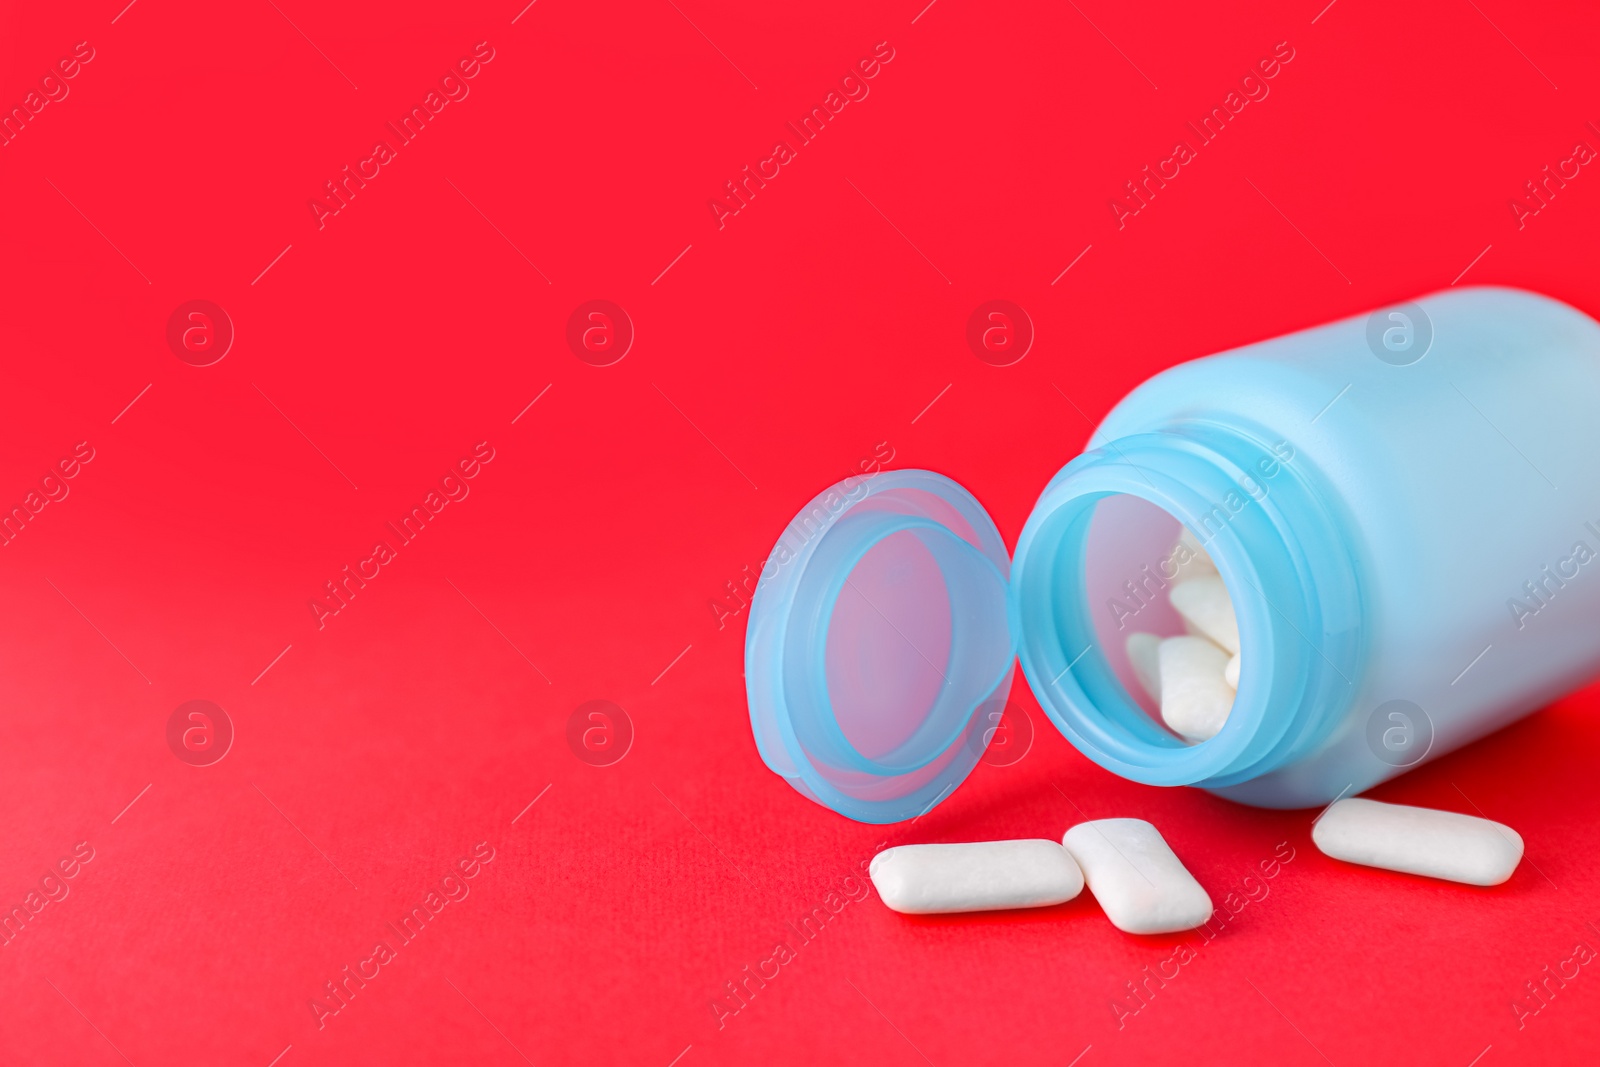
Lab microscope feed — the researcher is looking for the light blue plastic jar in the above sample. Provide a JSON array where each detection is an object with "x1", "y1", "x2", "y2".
[{"x1": 747, "y1": 287, "x2": 1600, "y2": 821}]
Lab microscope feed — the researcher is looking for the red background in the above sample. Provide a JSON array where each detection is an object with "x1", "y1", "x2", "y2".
[{"x1": 1, "y1": 0, "x2": 1598, "y2": 1063}]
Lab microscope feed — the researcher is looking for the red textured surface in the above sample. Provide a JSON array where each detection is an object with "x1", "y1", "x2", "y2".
[{"x1": 1, "y1": 1, "x2": 1598, "y2": 1064}]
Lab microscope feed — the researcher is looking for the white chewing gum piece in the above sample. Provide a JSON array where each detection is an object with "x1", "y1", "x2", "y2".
[
  {"x1": 1169, "y1": 575, "x2": 1239, "y2": 654},
  {"x1": 869, "y1": 840, "x2": 1084, "y2": 915},
  {"x1": 1158, "y1": 636, "x2": 1234, "y2": 742},
  {"x1": 1174, "y1": 527, "x2": 1218, "y2": 580},
  {"x1": 1312, "y1": 798, "x2": 1524, "y2": 886},
  {"x1": 1126, "y1": 632, "x2": 1162, "y2": 703},
  {"x1": 1062, "y1": 819, "x2": 1213, "y2": 935},
  {"x1": 1224, "y1": 652, "x2": 1240, "y2": 689}
]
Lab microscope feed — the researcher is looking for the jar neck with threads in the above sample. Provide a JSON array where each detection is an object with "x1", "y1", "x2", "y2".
[{"x1": 1009, "y1": 418, "x2": 1364, "y2": 788}]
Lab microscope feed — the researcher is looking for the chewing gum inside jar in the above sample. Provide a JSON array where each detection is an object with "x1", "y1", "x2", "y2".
[{"x1": 1085, "y1": 495, "x2": 1241, "y2": 744}]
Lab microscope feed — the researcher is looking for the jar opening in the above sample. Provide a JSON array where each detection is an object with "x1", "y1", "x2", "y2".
[{"x1": 1010, "y1": 425, "x2": 1343, "y2": 786}]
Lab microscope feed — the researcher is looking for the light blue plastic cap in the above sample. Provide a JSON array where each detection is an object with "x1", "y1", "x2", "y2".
[{"x1": 744, "y1": 470, "x2": 1016, "y2": 824}]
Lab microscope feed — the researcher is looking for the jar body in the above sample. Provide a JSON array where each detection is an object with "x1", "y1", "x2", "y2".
[{"x1": 1039, "y1": 286, "x2": 1600, "y2": 807}]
